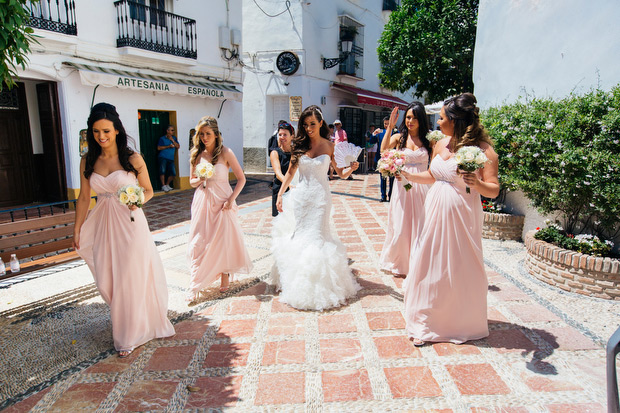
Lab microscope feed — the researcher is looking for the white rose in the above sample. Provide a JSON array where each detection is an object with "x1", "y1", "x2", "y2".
[
  {"x1": 125, "y1": 186, "x2": 136, "y2": 195},
  {"x1": 463, "y1": 150, "x2": 475, "y2": 162},
  {"x1": 119, "y1": 192, "x2": 129, "y2": 204},
  {"x1": 207, "y1": 169, "x2": 214, "y2": 179},
  {"x1": 139, "y1": 191, "x2": 145, "y2": 204},
  {"x1": 128, "y1": 193, "x2": 139, "y2": 203},
  {"x1": 474, "y1": 152, "x2": 488, "y2": 165}
]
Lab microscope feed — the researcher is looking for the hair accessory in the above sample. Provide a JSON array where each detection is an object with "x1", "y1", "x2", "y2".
[
  {"x1": 279, "y1": 121, "x2": 291, "y2": 128},
  {"x1": 315, "y1": 108, "x2": 324, "y2": 120}
]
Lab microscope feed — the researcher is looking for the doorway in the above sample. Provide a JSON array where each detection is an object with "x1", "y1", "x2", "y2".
[
  {"x1": 0, "y1": 83, "x2": 35, "y2": 207},
  {"x1": 138, "y1": 110, "x2": 173, "y2": 191}
]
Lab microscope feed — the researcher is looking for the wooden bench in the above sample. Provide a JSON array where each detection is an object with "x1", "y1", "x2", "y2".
[{"x1": 0, "y1": 212, "x2": 78, "y2": 277}]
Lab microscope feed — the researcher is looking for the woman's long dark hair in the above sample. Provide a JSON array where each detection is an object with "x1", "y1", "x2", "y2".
[
  {"x1": 83, "y1": 103, "x2": 137, "y2": 179},
  {"x1": 443, "y1": 93, "x2": 494, "y2": 152},
  {"x1": 397, "y1": 101, "x2": 431, "y2": 154},
  {"x1": 290, "y1": 105, "x2": 330, "y2": 167}
]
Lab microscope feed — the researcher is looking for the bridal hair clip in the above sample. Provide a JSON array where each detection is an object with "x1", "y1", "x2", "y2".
[{"x1": 315, "y1": 108, "x2": 324, "y2": 120}]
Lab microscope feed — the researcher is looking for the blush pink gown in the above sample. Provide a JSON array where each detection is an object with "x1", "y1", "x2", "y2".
[
  {"x1": 187, "y1": 160, "x2": 253, "y2": 295},
  {"x1": 77, "y1": 170, "x2": 175, "y2": 352},
  {"x1": 379, "y1": 147, "x2": 429, "y2": 275},
  {"x1": 404, "y1": 156, "x2": 488, "y2": 344}
]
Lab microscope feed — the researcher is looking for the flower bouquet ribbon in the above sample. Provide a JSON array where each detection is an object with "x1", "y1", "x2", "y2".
[
  {"x1": 377, "y1": 149, "x2": 412, "y2": 191},
  {"x1": 195, "y1": 161, "x2": 215, "y2": 188},
  {"x1": 117, "y1": 184, "x2": 145, "y2": 222},
  {"x1": 455, "y1": 146, "x2": 489, "y2": 193}
]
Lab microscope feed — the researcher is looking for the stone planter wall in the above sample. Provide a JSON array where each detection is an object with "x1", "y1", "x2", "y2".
[
  {"x1": 482, "y1": 212, "x2": 525, "y2": 241},
  {"x1": 524, "y1": 231, "x2": 620, "y2": 300}
]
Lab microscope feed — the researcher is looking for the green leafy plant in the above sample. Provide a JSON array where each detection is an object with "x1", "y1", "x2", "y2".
[
  {"x1": 481, "y1": 86, "x2": 620, "y2": 241},
  {"x1": 377, "y1": 0, "x2": 479, "y2": 102},
  {"x1": 0, "y1": 0, "x2": 39, "y2": 90}
]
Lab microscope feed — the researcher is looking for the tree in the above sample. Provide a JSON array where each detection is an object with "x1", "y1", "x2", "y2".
[
  {"x1": 0, "y1": 0, "x2": 38, "y2": 90},
  {"x1": 378, "y1": 0, "x2": 479, "y2": 102}
]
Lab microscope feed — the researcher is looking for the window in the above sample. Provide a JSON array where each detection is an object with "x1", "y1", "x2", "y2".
[{"x1": 338, "y1": 16, "x2": 364, "y2": 78}]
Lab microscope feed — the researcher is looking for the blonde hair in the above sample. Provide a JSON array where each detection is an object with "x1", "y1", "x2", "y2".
[{"x1": 190, "y1": 116, "x2": 223, "y2": 166}]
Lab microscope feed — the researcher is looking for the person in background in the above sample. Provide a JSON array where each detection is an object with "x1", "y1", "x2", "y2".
[
  {"x1": 268, "y1": 120, "x2": 287, "y2": 153},
  {"x1": 328, "y1": 124, "x2": 335, "y2": 142},
  {"x1": 375, "y1": 116, "x2": 395, "y2": 201},
  {"x1": 270, "y1": 122, "x2": 294, "y2": 216},
  {"x1": 157, "y1": 125, "x2": 179, "y2": 192},
  {"x1": 365, "y1": 124, "x2": 377, "y2": 171},
  {"x1": 188, "y1": 128, "x2": 196, "y2": 151},
  {"x1": 333, "y1": 119, "x2": 348, "y2": 144}
]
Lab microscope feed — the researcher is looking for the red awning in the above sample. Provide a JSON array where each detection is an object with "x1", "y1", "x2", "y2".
[{"x1": 331, "y1": 83, "x2": 408, "y2": 110}]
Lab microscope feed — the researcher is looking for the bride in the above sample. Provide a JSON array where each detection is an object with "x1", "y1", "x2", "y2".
[{"x1": 272, "y1": 105, "x2": 361, "y2": 311}]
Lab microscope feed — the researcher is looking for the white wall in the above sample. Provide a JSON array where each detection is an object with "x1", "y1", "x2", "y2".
[
  {"x1": 242, "y1": 0, "x2": 400, "y2": 153},
  {"x1": 473, "y1": 0, "x2": 620, "y2": 109}
]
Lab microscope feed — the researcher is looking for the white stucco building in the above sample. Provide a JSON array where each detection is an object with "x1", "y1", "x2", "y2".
[
  {"x1": 473, "y1": 0, "x2": 620, "y2": 109},
  {"x1": 472, "y1": 0, "x2": 620, "y2": 235},
  {"x1": 2, "y1": 0, "x2": 243, "y2": 207},
  {"x1": 241, "y1": 0, "x2": 410, "y2": 172}
]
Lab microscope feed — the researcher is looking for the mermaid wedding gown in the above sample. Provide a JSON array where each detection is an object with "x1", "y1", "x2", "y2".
[{"x1": 271, "y1": 154, "x2": 361, "y2": 310}]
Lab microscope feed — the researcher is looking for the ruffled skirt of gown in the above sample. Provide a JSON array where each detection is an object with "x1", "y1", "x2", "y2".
[{"x1": 270, "y1": 154, "x2": 360, "y2": 311}]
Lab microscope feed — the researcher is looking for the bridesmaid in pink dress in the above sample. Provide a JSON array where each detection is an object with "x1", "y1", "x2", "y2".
[
  {"x1": 187, "y1": 116, "x2": 252, "y2": 301},
  {"x1": 379, "y1": 102, "x2": 431, "y2": 276},
  {"x1": 400, "y1": 93, "x2": 500, "y2": 346},
  {"x1": 74, "y1": 103, "x2": 175, "y2": 358}
]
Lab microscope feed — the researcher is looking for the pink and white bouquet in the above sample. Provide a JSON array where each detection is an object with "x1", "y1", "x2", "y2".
[
  {"x1": 195, "y1": 161, "x2": 215, "y2": 188},
  {"x1": 117, "y1": 184, "x2": 145, "y2": 222},
  {"x1": 455, "y1": 146, "x2": 489, "y2": 193},
  {"x1": 377, "y1": 149, "x2": 412, "y2": 191}
]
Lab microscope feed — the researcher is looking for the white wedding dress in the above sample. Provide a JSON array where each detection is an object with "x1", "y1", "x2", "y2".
[{"x1": 271, "y1": 154, "x2": 361, "y2": 310}]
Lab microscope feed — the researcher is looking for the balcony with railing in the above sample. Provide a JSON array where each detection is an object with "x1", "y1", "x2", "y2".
[
  {"x1": 27, "y1": 0, "x2": 77, "y2": 35},
  {"x1": 114, "y1": 0, "x2": 197, "y2": 59}
]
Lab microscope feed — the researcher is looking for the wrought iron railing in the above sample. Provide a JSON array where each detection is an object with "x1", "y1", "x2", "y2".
[
  {"x1": 26, "y1": 0, "x2": 77, "y2": 35},
  {"x1": 114, "y1": 0, "x2": 197, "y2": 59}
]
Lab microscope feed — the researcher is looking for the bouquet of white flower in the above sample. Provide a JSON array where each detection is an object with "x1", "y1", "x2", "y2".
[
  {"x1": 117, "y1": 184, "x2": 145, "y2": 221},
  {"x1": 377, "y1": 149, "x2": 412, "y2": 191},
  {"x1": 195, "y1": 161, "x2": 215, "y2": 188},
  {"x1": 455, "y1": 146, "x2": 489, "y2": 193},
  {"x1": 426, "y1": 130, "x2": 448, "y2": 143}
]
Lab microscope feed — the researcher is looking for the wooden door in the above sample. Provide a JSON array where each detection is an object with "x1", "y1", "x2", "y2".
[
  {"x1": 138, "y1": 110, "x2": 170, "y2": 190},
  {"x1": 36, "y1": 82, "x2": 67, "y2": 202},
  {"x1": 0, "y1": 83, "x2": 35, "y2": 207}
]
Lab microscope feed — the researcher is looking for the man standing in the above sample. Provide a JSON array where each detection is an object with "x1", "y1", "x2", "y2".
[
  {"x1": 333, "y1": 120, "x2": 348, "y2": 144},
  {"x1": 157, "y1": 125, "x2": 180, "y2": 192},
  {"x1": 375, "y1": 117, "x2": 395, "y2": 202}
]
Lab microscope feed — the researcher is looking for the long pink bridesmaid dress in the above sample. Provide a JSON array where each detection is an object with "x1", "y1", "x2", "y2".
[
  {"x1": 77, "y1": 170, "x2": 175, "y2": 352},
  {"x1": 187, "y1": 158, "x2": 253, "y2": 295},
  {"x1": 379, "y1": 147, "x2": 429, "y2": 275},
  {"x1": 404, "y1": 155, "x2": 488, "y2": 344}
]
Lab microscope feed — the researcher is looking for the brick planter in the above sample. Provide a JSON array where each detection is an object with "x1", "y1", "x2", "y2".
[
  {"x1": 524, "y1": 231, "x2": 620, "y2": 300},
  {"x1": 482, "y1": 212, "x2": 525, "y2": 241}
]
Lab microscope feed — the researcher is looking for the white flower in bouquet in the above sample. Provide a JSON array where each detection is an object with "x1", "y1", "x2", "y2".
[
  {"x1": 117, "y1": 184, "x2": 145, "y2": 222},
  {"x1": 455, "y1": 146, "x2": 489, "y2": 193},
  {"x1": 195, "y1": 161, "x2": 215, "y2": 188},
  {"x1": 376, "y1": 149, "x2": 412, "y2": 191},
  {"x1": 427, "y1": 130, "x2": 448, "y2": 143}
]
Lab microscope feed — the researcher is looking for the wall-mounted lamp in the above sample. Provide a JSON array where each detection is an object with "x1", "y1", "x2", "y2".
[{"x1": 322, "y1": 40, "x2": 353, "y2": 70}]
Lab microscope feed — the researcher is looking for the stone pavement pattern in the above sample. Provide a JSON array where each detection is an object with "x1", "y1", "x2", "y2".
[{"x1": 2, "y1": 174, "x2": 618, "y2": 412}]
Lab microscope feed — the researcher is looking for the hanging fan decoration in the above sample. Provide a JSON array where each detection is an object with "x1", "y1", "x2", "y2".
[{"x1": 334, "y1": 142, "x2": 362, "y2": 168}]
